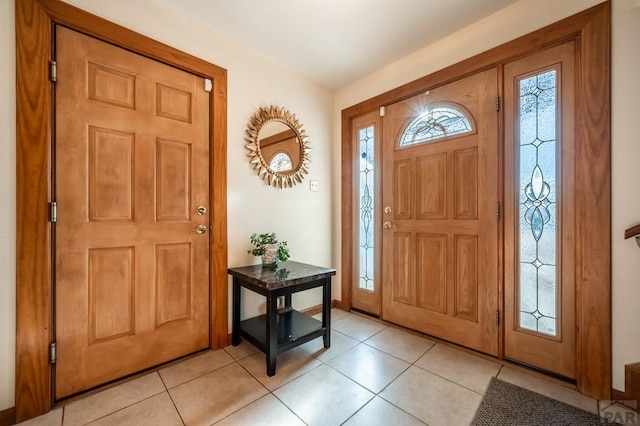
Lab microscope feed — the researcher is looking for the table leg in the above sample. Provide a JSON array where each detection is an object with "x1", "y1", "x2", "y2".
[
  {"x1": 232, "y1": 278, "x2": 241, "y2": 346},
  {"x1": 284, "y1": 293, "x2": 292, "y2": 309},
  {"x1": 266, "y1": 293, "x2": 278, "y2": 376},
  {"x1": 322, "y1": 277, "x2": 331, "y2": 348}
]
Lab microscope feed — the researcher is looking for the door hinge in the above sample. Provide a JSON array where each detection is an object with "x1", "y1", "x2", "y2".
[
  {"x1": 50, "y1": 341, "x2": 57, "y2": 364},
  {"x1": 496, "y1": 202, "x2": 500, "y2": 220},
  {"x1": 379, "y1": 106, "x2": 386, "y2": 117},
  {"x1": 50, "y1": 201, "x2": 57, "y2": 223},
  {"x1": 204, "y1": 78, "x2": 212, "y2": 93},
  {"x1": 496, "y1": 310, "x2": 500, "y2": 327},
  {"x1": 50, "y1": 61, "x2": 57, "y2": 83},
  {"x1": 495, "y1": 94, "x2": 500, "y2": 111}
]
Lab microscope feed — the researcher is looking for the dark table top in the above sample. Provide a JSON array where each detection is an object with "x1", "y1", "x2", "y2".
[{"x1": 228, "y1": 261, "x2": 336, "y2": 290}]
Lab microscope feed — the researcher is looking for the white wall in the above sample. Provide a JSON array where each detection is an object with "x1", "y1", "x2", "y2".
[
  {"x1": 0, "y1": 0, "x2": 333, "y2": 410},
  {"x1": 333, "y1": 0, "x2": 638, "y2": 392},
  {"x1": 0, "y1": 0, "x2": 16, "y2": 413},
  {"x1": 611, "y1": 0, "x2": 640, "y2": 393}
]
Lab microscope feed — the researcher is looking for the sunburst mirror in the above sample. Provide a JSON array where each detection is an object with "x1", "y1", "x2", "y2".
[{"x1": 245, "y1": 105, "x2": 311, "y2": 188}]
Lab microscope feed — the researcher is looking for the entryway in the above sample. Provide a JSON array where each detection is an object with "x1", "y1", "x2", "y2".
[{"x1": 341, "y1": 3, "x2": 610, "y2": 399}]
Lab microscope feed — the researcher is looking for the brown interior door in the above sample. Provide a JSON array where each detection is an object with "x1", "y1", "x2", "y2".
[
  {"x1": 54, "y1": 26, "x2": 210, "y2": 399},
  {"x1": 381, "y1": 69, "x2": 499, "y2": 355},
  {"x1": 503, "y1": 42, "x2": 576, "y2": 379}
]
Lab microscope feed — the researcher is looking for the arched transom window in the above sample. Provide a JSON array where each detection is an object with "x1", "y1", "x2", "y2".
[
  {"x1": 399, "y1": 102, "x2": 474, "y2": 147},
  {"x1": 269, "y1": 152, "x2": 293, "y2": 172}
]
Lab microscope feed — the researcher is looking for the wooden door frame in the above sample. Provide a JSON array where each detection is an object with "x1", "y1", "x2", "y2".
[
  {"x1": 341, "y1": 2, "x2": 610, "y2": 399},
  {"x1": 15, "y1": 0, "x2": 228, "y2": 421}
]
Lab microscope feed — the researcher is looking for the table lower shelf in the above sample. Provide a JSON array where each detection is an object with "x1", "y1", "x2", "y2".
[{"x1": 239, "y1": 310, "x2": 327, "y2": 353}]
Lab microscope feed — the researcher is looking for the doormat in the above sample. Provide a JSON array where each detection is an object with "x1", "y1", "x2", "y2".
[{"x1": 471, "y1": 377, "x2": 616, "y2": 425}]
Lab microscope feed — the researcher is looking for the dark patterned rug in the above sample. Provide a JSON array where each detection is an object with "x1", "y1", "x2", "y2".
[{"x1": 471, "y1": 377, "x2": 616, "y2": 425}]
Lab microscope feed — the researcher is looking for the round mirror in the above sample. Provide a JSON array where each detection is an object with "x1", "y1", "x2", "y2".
[{"x1": 245, "y1": 106, "x2": 311, "y2": 188}]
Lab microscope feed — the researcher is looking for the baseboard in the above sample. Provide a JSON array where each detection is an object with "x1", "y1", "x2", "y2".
[
  {"x1": 300, "y1": 299, "x2": 340, "y2": 316},
  {"x1": 0, "y1": 407, "x2": 15, "y2": 426},
  {"x1": 225, "y1": 299, "x2": 341, "y2": 344},
  {"x1": 612, "y1": 388, "x2": 639, "y2": 412}
]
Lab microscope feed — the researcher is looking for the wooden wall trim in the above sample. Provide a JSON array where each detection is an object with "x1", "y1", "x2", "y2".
[
  {"x1": 0, "y1": 407, "x2": 15, "y2": 426},
  {"x1": 15, "y1": 0, "x2": 228, "y2": 421},
  {"x1": 573, "y1": 1, "x2": 611, "y2": 400},
  {"x1": 341, "y1": 1, "x2": 610, "y2": 400},
  {"x1": 15, "y1": 0, "x2": 53, "y2": 421}
]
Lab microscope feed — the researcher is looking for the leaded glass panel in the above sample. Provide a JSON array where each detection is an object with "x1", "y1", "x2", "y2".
[
  {"x1": 399, "y1": 103, "x2": 472, "y2": 147},
  {"x1": 358, "y1": 126, "x2": 375, "y2": 291},
  {"x1": 269, "y1": 152, "x2": 293, "y2": 172},
  {"x1": 517, "y1": 69, "x2": 558, "y2": 336}
]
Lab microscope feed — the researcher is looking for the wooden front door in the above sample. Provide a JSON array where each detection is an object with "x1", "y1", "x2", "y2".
[
  {"x1": 381, "y1": 69, "x2": 499, "y2": 355},
  {"x1": 54, "y1": 27, "x2": 210, "y2": 399}
]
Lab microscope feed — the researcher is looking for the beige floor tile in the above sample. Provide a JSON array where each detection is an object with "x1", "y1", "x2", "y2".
[
  {"x1": 298, "y1": 329, "x2": 359, "y2": 362},
  {"x1": 332, "y1": 314, "x2": 386, "y2": 342},
  {"x1": 169, "y1": 362, "x2": 267, "y2": 426},
  {"x1": 364, "y1": 327, "x2": 435, "y2": 363},
  {"x1": 159, "y1": 349, "x2": 234, "y2": 389},
  {"x1": 86, "y1": 392, "x2": 182, "y2": 426},
  {"x1": 599, "y1": 401, "x2": 640, "y2": 425},
  {"x1": 380, "y1": 366, "x2": 482, "y2": 426},
  {"x1": 312, "y1": 308, "x2": 351, "y2": 322},
  {"x1": 215, "y1": 394, "x2": 304, "y2": 425},
  {"x1": 239, "y1": 347, "x2": 322, "y2": 390},
  {"x1": 328, "y1": 344, "x2": 410, "y2": 393},
  {"x1": 498, "y1": 367, "x2": 598, "y2": 414},
  {"x1": 415, "y1": 344, "x2": 501, "y2": 394},
  {"x1": 16, "y1": 408, "x2": 63, "y2": 426},
  {"x1": 63, "y1": 373, "x2": 165, "y2": 426},
  {"x1": 224, "y1": 340, "x2": 260, "y2": 360},
  {"x1": 274, "y1": 364, "x2": 374, "y2": 426},
  {"x1": 343, "y1": 397, "x2": 426, "y2": 426}
]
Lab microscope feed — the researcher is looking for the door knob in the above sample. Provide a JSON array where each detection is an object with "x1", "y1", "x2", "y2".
[
  {"x1": 194, "y1": 224, "x2": 207, "y2": 234},
  {"x1": 383, "y1": 221, "x2": 395, "y2": 229}
]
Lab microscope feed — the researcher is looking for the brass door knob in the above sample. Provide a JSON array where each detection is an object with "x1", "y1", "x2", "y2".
[
  {"x1": 194, "y1": 224, "x2": 207, "y2": 234},
  {"x1": 383, "y1": 221, "x2": 394, "y2": 229}
]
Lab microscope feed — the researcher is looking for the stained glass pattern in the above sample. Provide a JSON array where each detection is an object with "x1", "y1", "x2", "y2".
[
  {"x1": 358, "y1": 126, "x2": 375, "y2": 291},
  {"x1": 399, "y1": 104, "x2": 472, "y2": 147},
  {"x1": 269, "y1": 152, "x2": 293, "y2": 172},
  {"x1": 518, "y1": 70, "x2": 558, "y2": 336}
]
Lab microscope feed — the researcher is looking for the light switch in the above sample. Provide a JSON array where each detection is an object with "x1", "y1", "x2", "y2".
[{"x1": 310, "y1": 180, "x2": 319, "y2": 192}]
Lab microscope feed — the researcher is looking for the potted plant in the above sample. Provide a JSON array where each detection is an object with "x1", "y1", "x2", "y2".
[{"x1": 247, "y1": 232, "x2": 290, "y2": 269}]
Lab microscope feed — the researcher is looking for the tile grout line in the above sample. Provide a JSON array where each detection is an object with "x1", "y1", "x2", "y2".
[{"x1": 158, "y1": 371, "x2": 187, "y2": 426}]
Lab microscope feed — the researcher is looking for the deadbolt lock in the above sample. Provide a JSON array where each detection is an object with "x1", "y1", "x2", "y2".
[
  {"x1": 196, "y1": 206, "x2": 207, "y2": 215},
  {"x1": 384, "y1": 206, "x2": 392, "y2": 214}
]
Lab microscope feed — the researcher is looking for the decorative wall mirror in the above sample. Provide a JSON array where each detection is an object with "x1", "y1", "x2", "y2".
[{"x1": 245, "y1": 105, "x2": 311, "y2": 188}]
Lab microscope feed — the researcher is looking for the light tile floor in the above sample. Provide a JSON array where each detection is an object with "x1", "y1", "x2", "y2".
[{"x1": 17, "y1": 309, "x2": 639, "y2": 425}]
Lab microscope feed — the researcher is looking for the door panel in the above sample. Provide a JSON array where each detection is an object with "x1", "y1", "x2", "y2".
[
  {"x1": 55, "y1": 26, "x2": 210, "y2": 398},
  {"x1": 381, "y1": 69, "x2": 499, "y2": 356},
  {"x1": 351, "y1": 111, "x2": 382, "y2": 315},
  {"x1": 503, "y1": 42, "x2": 576, "y2": 379}
]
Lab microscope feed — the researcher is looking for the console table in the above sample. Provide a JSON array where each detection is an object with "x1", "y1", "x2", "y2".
[{"x1": 229, "y1": 261, "x2": 336, "y2": 376}]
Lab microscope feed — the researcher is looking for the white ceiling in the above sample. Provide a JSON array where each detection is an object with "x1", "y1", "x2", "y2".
[{"x1": 149, "y1": 0, "x2": 521, "y2": 90}]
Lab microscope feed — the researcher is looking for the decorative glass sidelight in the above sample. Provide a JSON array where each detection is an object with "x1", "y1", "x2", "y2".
[
  {"x1": 518, "y1": 69, "x2": 558, "y2": 336},
  {"x1": 399, "y1": 103, "x2": 472, "y2": 147},
  {"x1": 358, "y1": 126, "x2": 375, "y2": 291}
]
